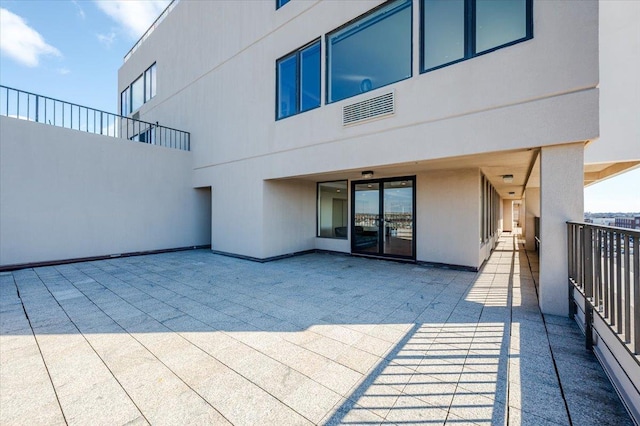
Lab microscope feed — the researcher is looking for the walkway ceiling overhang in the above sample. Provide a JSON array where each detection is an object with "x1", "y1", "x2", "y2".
[{"x1": 284, "y1": 148, "x2": 539, "y2": 200}]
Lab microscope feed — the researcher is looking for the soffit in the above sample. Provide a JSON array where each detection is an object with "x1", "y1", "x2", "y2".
[{"x1": 282, "y1": 148, "x2": 538, "y2": 200}]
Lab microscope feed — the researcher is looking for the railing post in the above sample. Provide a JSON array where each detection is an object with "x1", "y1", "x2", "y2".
[
  {"x1": 568, "y1": 223, "x2": 576, "y2": 318},
  {"x1": 634, "y1": 237, "x2": 639, "y2": 354},
  {"x1": 584, "y1": 226, "x2": 594, "y2": 350},
  {"x1": 35, "y1": 95, "x2": 39, "y2": 123},
  {"x1": 624, "y1": 234, "x2": 631, "y2": 343}
]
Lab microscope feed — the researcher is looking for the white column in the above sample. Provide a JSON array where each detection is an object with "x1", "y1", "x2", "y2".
[
  {"x1": 524, "y1": 188, "x2": 540, "y2": 251},
  {"x1": 503, "y1": 200, "x2": 513, "y2": 232},
  {"x1": 539, "y1": 143, "x2": 584, "y2": 316}
]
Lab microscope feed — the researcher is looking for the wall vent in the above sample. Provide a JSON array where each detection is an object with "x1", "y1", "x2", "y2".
[{"x1": 343, "y1": 91, "x2": 394, "y2": 126}]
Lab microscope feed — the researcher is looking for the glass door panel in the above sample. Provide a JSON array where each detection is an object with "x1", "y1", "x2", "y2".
[
  {"x1": 353, "y1": 182, "x2": 381, "y2": 254},
  {"x1": 383, "y1": 180, "x2": 414, "y2": 257},
  {"x1": 352, "y1": 177, "x2": 415, "y2": 259}
]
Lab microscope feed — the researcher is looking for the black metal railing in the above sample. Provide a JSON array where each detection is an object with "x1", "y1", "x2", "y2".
[
  {"x1": 0, "y1": 85, "x2": 190, "y2": 151},
  {"x1": 568, "y1": 222, "x2": 639, "y2": 357}
]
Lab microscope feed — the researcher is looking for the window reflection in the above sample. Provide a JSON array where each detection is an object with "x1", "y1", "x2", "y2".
[
  {"x1": 476, "y1": 0, "x2": 528, "y2": 53},
  {"x1": 318, "y1": 181, "x2": 348, "y2": 239},
  {"x1": 327, "y1": 0, "x2": 412, "y2": 103}
]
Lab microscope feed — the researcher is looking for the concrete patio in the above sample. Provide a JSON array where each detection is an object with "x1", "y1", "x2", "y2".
[{"x1": 0, "y1": 234, "x2": 632, "y2": 425}]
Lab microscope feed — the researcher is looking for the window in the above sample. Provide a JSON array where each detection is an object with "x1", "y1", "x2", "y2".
[
  {"x1": 317, "y1": 181, "x2": 348, "y2": 239},
  {"x1": 327, "y1": 0, "x2": 412, "y2": 104},
  {"x1": 131, "y1": 75, "x2": 144, "y2": 112},
  {"x1": 120, "y1": 87, "x2": 130, "y2": 115},
  {"x1": 421, "y1": 0, "x2": 532, "y2": 72},
  {"x1": 144, "y1": 63, "x2": 156, "y2": 102},
  {"x1": 120, "y1": 63, "x2": 157, "y2": 116},
  {"x1": 276, "y1": 40, "x2": 320, "y2": 120},
  {"x1": 276, "y1": 0, "x2": 290, "y2": 9},
  {"x1": 480, "y1": 174, "x2": 499, "y2": 243}
]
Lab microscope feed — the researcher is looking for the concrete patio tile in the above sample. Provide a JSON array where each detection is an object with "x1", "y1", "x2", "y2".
[
  {"x1": 320, "y1": 397, "x2": 386, "y2": 425},
  {"x1": 351, "y1": 383, "x2": 402, "y2": 419},
  {"x1": 336, "y1": 345, "x2": 382, "y2": 374},
  {"x1": 455, "y1": 371, "x2": 507, "y2": 404},
  {"x1": 311, "y1": 360, "x2": 363, "y2": 396},
  {"x1": 57, "y1": 377, "x2": 143, "y2": 426},
  {"x1": 210, "y1": 374, "x2": 313, "y2": 425},
  {"x1": 112, "y1": 359, "x2": 226, "y2": 425},
  {"x1": 448, "y1": 391, "x2": 507, "y2": 425},
  {"x1": 0, "y1": 338, "x2": 65, "y2": 426},
  {"x1": 282, "y1": 377, "x2": 343, "y2": 423},
  {"x1": 386, "y1": 394, "x2": 449, "y2": 424},
  {"x1": 508, "y1": 406, "x2": 567, "y2": 426},
  {"x1": 508, "y1": 378, "x2": 569, "y2": 425},
  {"x1": 1, "y1": 236, "x2": 633, "y2": 425},
  {"x1": 403, "y1": 373, "x2": 459, "y2": 408}
]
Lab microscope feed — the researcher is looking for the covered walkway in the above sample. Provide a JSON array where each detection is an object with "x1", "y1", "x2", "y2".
[{"x1": 0, "y1": 235, "x2": 631, "y2": 425}]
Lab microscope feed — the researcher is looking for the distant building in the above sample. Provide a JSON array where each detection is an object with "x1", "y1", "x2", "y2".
[{"x1": 615, "y1": 216, "x2": 640, "y2": 229}]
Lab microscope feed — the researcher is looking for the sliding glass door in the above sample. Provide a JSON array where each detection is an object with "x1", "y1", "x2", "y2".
[{"x1": 352, "y1": 177, "x2": 415, "y2": 259}]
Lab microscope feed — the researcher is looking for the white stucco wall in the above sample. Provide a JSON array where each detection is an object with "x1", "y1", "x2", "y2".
[
  {"x1": 524, "y1": 188, "x2": 541, "y2": 251},
  {"x1": 539, "y1": 143, "x2": 584, "y2": 315},
  {"x1": 417, "y1": 169, "x2": 481, "y2": 269},
  {"x1": 585, "y1": 0, "x2": 640, "y2": 165},
  {"x1": 0, "y1": 117, "x2": 211, "y2": 267},
  {"x1": 116, "y1": 0, "x2": 599, "y2": 265},
  {"x1": 120, "y1": 0, "x2": 598, "y2": 178},
  {"x1": 262, "y1": 180, "x2": 316, "y2": 259}
]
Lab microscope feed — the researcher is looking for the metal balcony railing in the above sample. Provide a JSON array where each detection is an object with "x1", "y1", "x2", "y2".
[
  {"x1": 1, "y1": 85, "x2": 190, "y2": 151},
  {"x1": 567, "y1": 222, "x2": 639, "y2": 357}
]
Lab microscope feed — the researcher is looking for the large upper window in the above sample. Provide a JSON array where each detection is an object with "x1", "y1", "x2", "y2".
[
  {"x1": 421, "y1": 0, "x2": 532, "y2": 72},
  {"x1": 317, "y1": 181, "x2": 348, "y2": 239},
  {"x1": 144, "y1": 63, "x2": 157, "y2": 102},
  {"x1": 327, "y1": 0, "x2": 412, "y2": 104},
  {"x1": 121, "y1": 63, "x2": 157, "y2": 115},
  {"x1": 276, "y1": 40, "x2": 321, "y2": 120},
  {"x1": 131, "y1": 75, "x2": 144, "y2": 112}
]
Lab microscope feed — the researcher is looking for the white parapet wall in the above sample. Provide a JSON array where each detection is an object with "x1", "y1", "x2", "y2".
[{"x1": 0, "y1": 116, "x2": 211, "y2": 268}]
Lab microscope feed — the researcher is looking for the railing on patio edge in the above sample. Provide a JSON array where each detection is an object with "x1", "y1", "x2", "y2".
[
  {"x1": 567, "y1": 221, "x2": 639, "y2": 358},
  {"x1": 1, "y1": 85, "x2": 190, "y2": 151}
]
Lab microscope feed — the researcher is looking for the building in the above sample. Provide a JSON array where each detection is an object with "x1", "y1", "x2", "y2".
[
  {"x1": 1, "y1": 0, "x2": 639, "y2": 419},
  {"x1": 1, "y1": 1, "x2": 639, "y2": 314},
  {"x1": 114, "y1": 0, "x2": 635, "y2": 317},
  {"x1": 614, "y1": 216, "x2": 640, "y2": 230}
]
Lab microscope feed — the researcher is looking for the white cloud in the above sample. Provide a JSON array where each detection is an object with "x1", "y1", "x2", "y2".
[
  {"x1": 97, "y1": 31, "x2": 117, "y2": 48},
  {"x1": 57, "y1": 67, "x2": 71, "y2": 75},
  {"x1": 94, "y1": 0, "x2": 170, "y2": 39},
  {"x1": 72, "y1": 0, "x2": 86, "y2": 19},
  {"x1": 0, "y1": 8, "x2": 61, "y2": 67}
]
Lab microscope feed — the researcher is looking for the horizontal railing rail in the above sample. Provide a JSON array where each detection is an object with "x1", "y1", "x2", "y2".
[
  {"x1": 1, "y1": 85, "x2": 190, "y2": 151},
  {"x1": 124, "y1": 0, "x2": 179, "y2": 63},
  {"x1": 568, "y1": 221, "x2": 639, "y2": 359}
]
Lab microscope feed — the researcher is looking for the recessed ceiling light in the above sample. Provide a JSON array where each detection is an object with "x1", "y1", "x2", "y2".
[
  {"x1": 503, "y1": 175, "x2": 514, "y2": 183},
  {"x1": 362, "y1": 171, "x2": 374, "y2": 179}
]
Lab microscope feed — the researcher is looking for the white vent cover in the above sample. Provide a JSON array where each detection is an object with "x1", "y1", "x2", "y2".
[{"x1": 343, "y1": 91, "x2": 395, "y2": 126}]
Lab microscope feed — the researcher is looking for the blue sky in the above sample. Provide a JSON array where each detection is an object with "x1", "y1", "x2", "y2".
[
  {"x1": 0, "y1": 0, "x2": 169, "y2": 112},
  {"x1": 0, "y1": 0, "x2": 637, "y2": 213}
]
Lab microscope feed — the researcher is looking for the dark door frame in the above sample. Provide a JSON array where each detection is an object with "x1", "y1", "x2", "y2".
[{"x1": 351, "y1": 175, "x2": 416, "y2": 260}]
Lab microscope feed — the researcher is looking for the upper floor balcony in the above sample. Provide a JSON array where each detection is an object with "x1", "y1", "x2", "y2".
[{"x1": 1, "y1": 85, "x2": 190, "y2": 151}]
